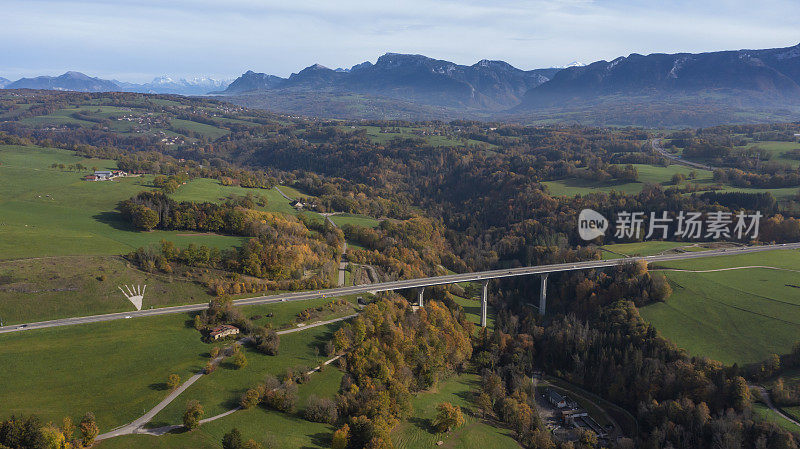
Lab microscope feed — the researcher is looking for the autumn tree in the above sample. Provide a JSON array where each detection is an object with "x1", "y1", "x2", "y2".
[
  {"x1": 432, "y1": 402, "x2": 464, "y2": 433},
  {"x1": 167, "y1": 373, "x2": 181, "y2": 390},
  {"x1": 331, "y1": 424, "x2": 350, "y2": 449},
  {"x1": 79, "y1": 412, "x2": 99, "y2": 447},
  {"x1": 232, "y1": 350, "x2": 248, "y2": 369},
  {"x1": 183, "y1": 400, "x2": 204, "y2": 430}
]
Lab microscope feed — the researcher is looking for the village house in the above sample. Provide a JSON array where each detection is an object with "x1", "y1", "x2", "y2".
[
  {"x1": 209, "y1": 324, "x2": 240, "y2": 340},
  {"x1": 83, "y1": 170, "x2": 127, "y2": 181}
]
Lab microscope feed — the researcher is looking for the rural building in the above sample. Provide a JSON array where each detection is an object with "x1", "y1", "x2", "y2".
[
  {"x1": 209, "y1": 324, "x2": 240, "y2": 340},
  {"x1": 548, "y1": 389, "x2": 567, "y2": 408},
  {"x1": 84, "y1": 170, "x2": 127, "y2": 181}
]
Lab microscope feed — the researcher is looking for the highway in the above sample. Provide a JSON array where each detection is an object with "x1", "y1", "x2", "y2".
[
  {"x1": 1, "y1": 243, "x2": 798, "y2": 334},
  {"x1": 651, "y1": 138, "x2": 713, "y2": 170}
]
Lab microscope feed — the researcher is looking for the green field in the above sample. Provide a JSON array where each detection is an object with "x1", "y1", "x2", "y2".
[
  {"x1": 737, "y1": 140, "x2": 800, "y2": 169},
  {"x1": 600, "y1": 241, "x2": 698, "y2": 259},
  {"x1": 640, "y1": 249, "x2": 800, "y2": 365},
  {"x1": 392, "y1": 373, "x2": 521, "y2": 449},
  {"x1": 169, "y1": 119, "x2": 229, "y2": 140},
  {"x1": 544, "y1": 163, "x2": 713, "y2": 196},
  {"x1": 171, "y1": 178, "x2": 318, "y2": 217},
  {"x1": 0, "y1": 255, "x2": 214, "y2": 325},
  {"x1": 0, "y1": 313, "x2": 211, "y2": 431},
  {"x1": 544, "y1": 162, "x2": 799, "y2": 200},
  {"x1": 96, "y1": 384, "x2": 336, "y2": 449},
  {"x1": 0, "y1": 145, "x2": 245, "y2": 259},
  {"x1": 452, "y1": 294, "x2": 495, "y2": 329},
  {"x1": 148, "y1": 322, "x2": 343, "y2": 426},
  {"x1": 0, "y1": 297, "x2": 353, "y2": 433},
  {"x1": 752, "y1": 403, "x2": 800, "y2": 433}
]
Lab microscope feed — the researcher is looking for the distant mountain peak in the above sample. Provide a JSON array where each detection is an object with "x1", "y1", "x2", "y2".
[{"x1": 305, "y1": 63, "x2": 330, "y2": 71}]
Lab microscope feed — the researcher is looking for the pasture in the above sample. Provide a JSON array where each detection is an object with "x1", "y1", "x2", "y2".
[
  {"x1": 171, "y1": 178, "x2": 322, "y2": 219},
  {"x1": 639, "y1": 249, "x2": 800, "y2": 365},
  {"x1": 148, "y1": 322, "x2": 344, "y2": 426},
  {"x1": 96, "y1": 373, "x2": 339, "y2": 449},
  {"x1": 544, "y1": 162, "x2": 799, "y2": 200},
  {"x1": 0, "y1": 255, "x2": 213, "y2": 325},
  {"x1": 544, "y1": 163, "x2": 713, "y2": 196},
  {"x1": 0, "y1": 144, "x2": 245, "y2": 259},
  {"x1": 0, "y1": 312, "x2": 212, "y2": 431},
  {"x1": 0, "y1": 296, "x2": 354, "y2": 434},
  {"x1": 392, "y1": 373, "x2": 521, "y2": 449}
]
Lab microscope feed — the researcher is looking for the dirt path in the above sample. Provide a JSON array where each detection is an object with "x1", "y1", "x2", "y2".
[
  {"x1": 751, "y1": 385, "x2": 800, "y2": 429},
  {"x1": 273, "y1": 185, "x2": 293, "y2": 201}
]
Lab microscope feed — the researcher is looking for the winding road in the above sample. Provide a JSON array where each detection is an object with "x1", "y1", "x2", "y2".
[{"x1": 651, "y1": 138, "x2": 713, "y2": 170}]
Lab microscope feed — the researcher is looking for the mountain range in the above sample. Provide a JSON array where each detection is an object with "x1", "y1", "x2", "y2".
[
  {"x1": 516, "y1": 43, "x2": 800, "y2": 110},
  {"x1": 3, "y1": 43, "x2": 800, "y2": 126},
  {"x1": 222, "y1": 53, "x2": 561, "y2": 110},
  {"x1": 2, "y1": 72, "x2": 231, "y2": 96}
]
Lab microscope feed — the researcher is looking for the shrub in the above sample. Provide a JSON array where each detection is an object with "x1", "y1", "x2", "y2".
[{"x1": 303, "y1": 395, "x2": 338, "y2": 424}]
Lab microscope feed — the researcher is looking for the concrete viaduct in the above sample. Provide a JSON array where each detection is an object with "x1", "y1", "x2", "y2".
[{"x1": 1, "y1": 243, "x2": 798, "y2": 334}]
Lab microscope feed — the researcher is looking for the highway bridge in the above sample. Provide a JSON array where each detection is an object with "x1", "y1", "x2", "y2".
[{"x1": 1, "y1": 243, "x2": 798, "y2": 334}]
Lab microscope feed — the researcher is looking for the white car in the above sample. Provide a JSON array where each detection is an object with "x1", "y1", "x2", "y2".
[{"x1": 125, "y1": 315, "x2": 132, "y2": 319}]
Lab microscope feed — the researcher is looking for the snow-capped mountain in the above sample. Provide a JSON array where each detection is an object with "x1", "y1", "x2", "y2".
[{"x1": 120, "y1": 76, "x2": 233, "y2": 95}]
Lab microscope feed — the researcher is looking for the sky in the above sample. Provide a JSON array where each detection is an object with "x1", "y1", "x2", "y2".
[{"x1": 3, "y1": 0, "x2": 800, "y2": 83}]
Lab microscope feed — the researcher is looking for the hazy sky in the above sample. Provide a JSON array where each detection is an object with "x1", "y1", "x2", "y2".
[{"x1": 3, "y1": 0, "x2": 800, "y2": 82}]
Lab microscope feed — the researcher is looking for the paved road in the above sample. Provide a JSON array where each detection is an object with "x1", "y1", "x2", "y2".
[
  {"x1": 2, "y1": 243, "x2": 798, "y2": 334},
  {"x1": 651, "y1": 138, "x2": 713, "y2": 170}
]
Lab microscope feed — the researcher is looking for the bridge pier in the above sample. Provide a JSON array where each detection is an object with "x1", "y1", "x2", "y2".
[
  {"x1": 417, "y1": 287, "x2": 424, "y2": 307},
  {"x1": 539, "y1": 273, "x2": 548, "y2": 316},
  {"x1": 480, "y1": 280, "x2": 489, "y2": 328}
]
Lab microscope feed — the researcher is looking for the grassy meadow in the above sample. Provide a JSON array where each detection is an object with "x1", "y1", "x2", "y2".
[
  {"x1": 329, "y1": 213, "x2": 381, "y2": 228},
  {"x1": 0, "y1": 144, "x2": 245, "y2": 259},
  {"x1": 392, "y1": 373, "x2": 521, "y2": 449},
  {"x1": 0, "y1": 297, "x2": 353, "y2": 433},
  {"x1": 0, "y1": 255, "x2": 214, "y2": 325},
  {"x1": 543, "y1": 161, "x2": 799, "y2": 200},
  {"x1": 639, "y1": 249, "x2": 800, "y2": 365},
  {"x1": 0, "y1": 312, "x2": 211, "y2": 431},
  {"x1": 148, "y1": 322, "x2": 343, "y2": 427}
]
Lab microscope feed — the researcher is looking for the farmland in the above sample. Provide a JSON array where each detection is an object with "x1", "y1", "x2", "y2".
[
  {"x1": 0, "y1": 144, "x2": 245, "y2": 259},
  {"x1": 392, "y1": 373, "x2": 521, "y2": 449},
  {"x1": 640, "y1": 249, "x2": 800, "y2": 365},
  {"x1": 0, "y1": 296, "x2": 354, "y2": 433},
  {"x1": 543, "y1": 161, "x2": 799, "y2": 200},
  {"x1": 148, "y1": 322, "x2": 343, "y2": 427},
  {"x1": 0, "y1": 255, "x2": 213, "y2": 325}
]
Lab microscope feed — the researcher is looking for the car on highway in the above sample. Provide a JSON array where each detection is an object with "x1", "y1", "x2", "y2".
[
  {"x1": 19, "y1": 324, "x2": 27, "y2": 329},
  {"x1": 125, "y1": 315, "x2": 132, "y2": 319}
]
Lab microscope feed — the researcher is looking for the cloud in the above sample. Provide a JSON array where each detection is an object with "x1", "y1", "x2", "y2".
[{"x1": 1, "y1": 0, "x2": 798, "y2": 81}]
